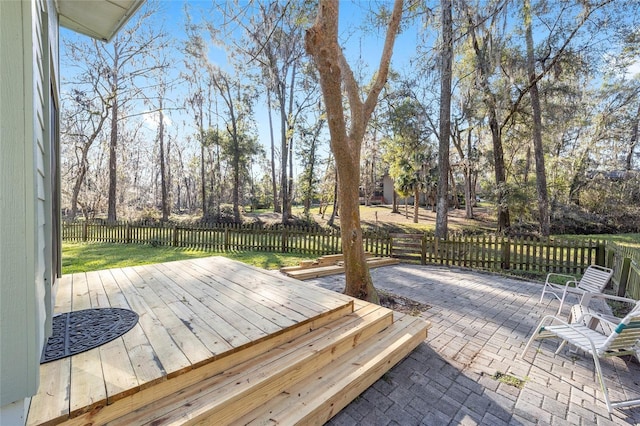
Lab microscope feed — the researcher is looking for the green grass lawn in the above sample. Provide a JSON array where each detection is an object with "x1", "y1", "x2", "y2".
[
  {"x1": 62, "y1": 242, "x2": 315, "y2": 274},
  {"x1": 557, "y1": 233, "x2": 640, "y2": 248}
]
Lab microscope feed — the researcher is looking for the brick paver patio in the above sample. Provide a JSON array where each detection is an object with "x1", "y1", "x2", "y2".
[{"x1": 299, "y1": 264, "x2": 640, "y2": 425}]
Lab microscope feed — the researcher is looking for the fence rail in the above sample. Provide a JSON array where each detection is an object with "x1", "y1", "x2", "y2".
[
  {"x1": 389, "y1": 233, "x2": 602, "y2": 276},
  {"x1": 604, "y1": 241, "x2": 640, "y2": 299},
  {"x1": 62, "y1": 221, "x2": 392, "y2": 257},
  {"x1": 63, "y1": 221, "x2": 640, "y2": 299}
]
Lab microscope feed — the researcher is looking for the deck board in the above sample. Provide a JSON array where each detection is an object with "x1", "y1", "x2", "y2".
[
  {"x1": 93, "y1": 271, "x2": 139, "y2": 403},
  {"x1": 158, "y1": 261, "x2": 291, "y2": 337},
  {"x1": 103, "y1": 268, "x2": 167, "y2": 389},
  {"x1": 190, "y1": 257, "x2": 349, "y2": 311},
  {"x1": 168, "y1": 261, "x2": 306, "y2": 325},
  {"x1": 69, "y1": 271, "x2": 107, "y2": 415},
  {"x1": 27, "y1": 256, "x2": 355, "y2": 426},
  {"x1": 127, "y1": 265, "x2": 215, "y2": 366},
  {"x1": 139, "y1": 264, "x2": 237, "y2": 357}
]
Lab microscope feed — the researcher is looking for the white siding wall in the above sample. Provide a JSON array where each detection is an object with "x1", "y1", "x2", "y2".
[
  {"x1": 33, "y1": 0, "x2": 49, "y2": 373},
  {"x1": 0, "y1": 0, "x2": 56, "y2": 422}
]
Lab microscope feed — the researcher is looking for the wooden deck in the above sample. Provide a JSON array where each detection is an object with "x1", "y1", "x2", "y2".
[{"x1": 27, "y1": 257, "x2": 429, "y2": 425}]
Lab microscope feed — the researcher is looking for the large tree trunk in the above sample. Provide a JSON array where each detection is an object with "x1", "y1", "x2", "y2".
[
  {"x1": 70, "y1": 154, "x2": 87, "y2": 220},
  {"x1": 336, "y1": 154, "x2": 374, "y2": 301},
  {"x1": 158, "y1": 99, "x2": 169, "y2": 222},
  {"x1": 267, "y1": 87, "x2": 281, "y2": 212},
  {"x1": 107, "y1": 94, "x2": 118, "y2": 223},
  {"x1": 107, "y1": 43, "x2": 120, "y2": 224},
  {"x1": 413, "y1": 187, "x2": 420, "y2": 223},
  {"x1": 306, "y1": 0, "x2": 403, "y2": 303},
  {"x1": 489, "y1": 117, "x2": 511, "y2": 232},
  {"x1": 279, "y1": 86, "x2": 290, "y2": 223},
  {"x1": 198, "y1": 99, "x2": 207, "y2": 218},
  {"x1": 392, "y1": 189, "x2": 398, "y2": 213},
  {"x1": 435, "y1": 0, "x2": 452, "y2": 239},
  {"x1": 525, "y1": 0, "x2": 550, "y2": 236},
  {"x1": 287, "y1": 63, "x2": 297, "y2": 218}
]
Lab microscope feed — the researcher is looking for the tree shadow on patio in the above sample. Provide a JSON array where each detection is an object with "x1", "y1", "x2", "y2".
[{"x1": 327, "y1": 342, "x2": 525, "y2": 425}]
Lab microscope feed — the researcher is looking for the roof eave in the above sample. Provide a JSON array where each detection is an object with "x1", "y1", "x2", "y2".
[{"x1": 56, "y1": 0, "x2": 146, "y2": 43}]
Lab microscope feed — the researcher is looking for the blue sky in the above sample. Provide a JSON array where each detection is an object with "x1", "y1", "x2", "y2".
[
  {"x1": 60, "y1": 0, "x2": 639, "y2": 176},
  {"x1": 60, "y1": 1, "x2": 423, "y2": 172}
]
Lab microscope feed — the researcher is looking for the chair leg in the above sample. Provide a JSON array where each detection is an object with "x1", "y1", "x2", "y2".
[
  {"x1": 539, "y1": 284, "x2": 547, "y2": 303},
  {"x1": 522, "y1": 318, "x2": 547, "y2": 359},
  {"x1": 591, "y1": 352, "x2": 613, "y2": 413},
  {"x1": 557, "y1": 291, "x2": 568, "y2": 315},
  {"x1": 555, "y1": 341, "x2": 567, "y2": 355}
]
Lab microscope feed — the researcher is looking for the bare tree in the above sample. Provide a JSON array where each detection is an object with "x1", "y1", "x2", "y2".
[
  {"x1": 62, "y1": 88, "x2": 110, "y2": 220},
  {"x1": 210, "y1": 2, "x2": 314, "y2": 222},
  {"x1": 100, "y1": 7, "x2": 166, "y2": 222},
  {"x1": 210, "y1": 67, "x2": 259, "y2": 223},
  {"x1": 305, "y1": 0, "x2": 404, "y2": 303}
]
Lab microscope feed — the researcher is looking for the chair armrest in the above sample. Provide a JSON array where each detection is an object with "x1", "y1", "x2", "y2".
[
  {"x1": 539, "y1": 314, "x2": 571, "y2": 327},
  {"x1": 587, "y1": 313, "x2": 620, "y2": 326},
  {"x1": 584, "y1": 293, "x2": 639, "y2": 305},
  {"x1": 545, "y1": 273, "x2": 576, "y2": 285},
  {"x1": 578, "y1": 312, "x2": 620, "y2": 328}
]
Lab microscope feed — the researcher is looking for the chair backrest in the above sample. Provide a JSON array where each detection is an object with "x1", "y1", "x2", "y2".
[
  {"x1": 601, "y1": 307, "x2": 640, "y2": 352},
  {"x1": 578, "y1": 265, "x2": 613, "y2": 293}
]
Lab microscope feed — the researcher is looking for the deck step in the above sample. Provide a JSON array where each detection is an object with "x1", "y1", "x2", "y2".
[
  {"x1": 54, "y1": 301, "x2": 355, "y2": 426},
  {"x1": 234, "y1": 313, "x2": 429, "y2": 426},
  {"x1": 283, "y1": 257, "x2": 400, "y2": 281},
  {"x1": 105, "y1": 302, "x2": 395, "y2": 425}
]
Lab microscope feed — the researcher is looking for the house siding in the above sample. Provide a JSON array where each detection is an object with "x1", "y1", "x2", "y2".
[{"x1": 0, "y1": 0, "x2": 57, "y2": 420}]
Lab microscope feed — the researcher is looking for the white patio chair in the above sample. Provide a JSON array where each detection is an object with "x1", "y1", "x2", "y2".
[
  {"x1": 521, "y1": 305, "x2": 640, "y2": 413},
  {"x1": 539, "y1": 265, "x2": 613, "y2": 314},
  {"x1": 569, "y1": 293, "x2": 640, "y2": 336}
]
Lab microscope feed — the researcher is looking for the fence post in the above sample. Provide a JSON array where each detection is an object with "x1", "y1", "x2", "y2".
[
  {"x1": 606, "y1": 248, "x2": 614, "y2": 269},
  {"x1": 501, "y1": 237, "x2": 511, "y2": 270},
  {"x1": 281, "y1": 227, "x2": 288, "y2": 253},
  {"x1": 421, "y1": 234, "x2": 427, "y2": 265},
  {"x1": 596, "y1": 241, "x2": 606, "y2": 266},
  {"x1": 617, "y1": 257, "x2": 632, "y2": 297},
  {"x1": 173, "y1": 225, "x2": 179, "y2": 247},
  {"x1": 224, "y1": 226, "x2": 230, "y2": 251}
]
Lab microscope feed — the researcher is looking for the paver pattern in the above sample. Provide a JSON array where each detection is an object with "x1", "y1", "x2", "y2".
[{"x1": 300, "y1": 264, "x2": 640, "y2": 425}]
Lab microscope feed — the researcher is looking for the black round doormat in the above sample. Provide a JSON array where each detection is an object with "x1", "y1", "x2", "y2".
[{"x1": 41, "y1": 308, "x2": 138, "y2": 364}]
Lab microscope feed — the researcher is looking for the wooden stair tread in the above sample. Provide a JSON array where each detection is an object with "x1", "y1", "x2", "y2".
[
  {"x1": 106, "y1": 303, "x2": 394, "y2": 425},
  {"x1": 234, "y1": 313, "x2": 430, "y2": 425},
  {"x1": 47, "y1": 302, "x2": 355, "y2": 426},
  {"x1": 284, "y1": 258, "x2": 400, "y2": 281},
  {"x1": 280, "y1": 253, "x2": 376, "y2": 273}
]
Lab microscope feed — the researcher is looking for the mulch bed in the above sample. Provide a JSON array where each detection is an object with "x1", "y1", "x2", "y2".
[{"x1": 378, "y1": 290, "x2": 430, "y2": 316}]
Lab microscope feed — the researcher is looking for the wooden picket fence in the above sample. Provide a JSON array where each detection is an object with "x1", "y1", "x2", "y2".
[
  {"x1": 604, "y1": 241, "x2": 640, "y2": 300},
  {"x1": 389, "y1": 233, "x2": 603, "y2": 276},
  {"x1": 62, "y1": 221, "x2": 391, "y2": 257},
  {"x1": 62, "y1": 220, "x2": 640, "y2": 299}
]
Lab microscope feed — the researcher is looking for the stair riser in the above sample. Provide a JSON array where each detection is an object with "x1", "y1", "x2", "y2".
[
  {"x1": 234, "y1": 315, "x2": 429, "y2": 426},
  {"x1": 161, "y1": 309, "x2": 395, "y2": 425},
  {"x1": 106, "y1": 306, "x2": 393, "y2": 425},
  {"x1": 61, "y1": 302, "x2": 354, "y2": 426}
]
